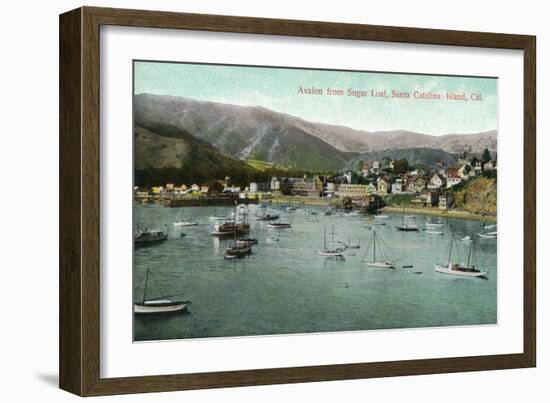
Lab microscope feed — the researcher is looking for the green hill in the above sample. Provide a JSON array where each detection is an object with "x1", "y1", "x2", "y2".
[{"x1": 134, "y1": 122, "x2": 317, "y2": 187}]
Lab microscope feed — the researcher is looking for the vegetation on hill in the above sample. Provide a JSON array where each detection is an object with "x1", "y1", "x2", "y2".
[
  {"x1": 452, "y1": 176, "x2": 497, "y2": 214},
  {"x1": 134, "y1": 123, "x2": 320, "y2": 188}
]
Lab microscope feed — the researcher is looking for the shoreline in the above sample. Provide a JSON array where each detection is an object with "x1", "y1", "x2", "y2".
[
  {"x1": 384, "y1": 206, "x2": 496, "y2": 222},
  {"x1": 135, "y1": 196, "x2": 496, "y2": 222}
]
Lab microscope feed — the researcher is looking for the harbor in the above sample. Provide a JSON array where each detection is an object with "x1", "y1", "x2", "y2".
[{"x1": 134, "y1": 203, "x2": 497, "y2": 341}]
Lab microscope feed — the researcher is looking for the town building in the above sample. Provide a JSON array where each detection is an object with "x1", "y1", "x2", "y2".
[
  {"x1": 270, "y1": 177, "x2": 280, "y2": 191},
  {"x1": 446, "y1": 168, "x2": 462, "y2": 188},
  {"x1": 428, "y1": 173, "x2": 446, "y2": 190},
  {"x1": 250, "y1": 182, "x2": 271, "y2": 193},
  {"x1": 324, "y1": 182, "x2": 335, "y2": 197},
  {"x1": 377, "y1": 177, "x2": 389, "y2": 195},
  {"x1": 336, "y1": 184, "x2": 370, "y2": 198},
  {"x1": 361, "y1": 163, "x2": 369, "y2": 177},
  {"x1": 407, "y1": 176, "x2": 426, "y2": 193},
  {"x1": 287, "y1": 176, "x2": 323, "y2": 197},
  {"x1": 391, "y1": 178, "x2": 403, "y2": 194}
]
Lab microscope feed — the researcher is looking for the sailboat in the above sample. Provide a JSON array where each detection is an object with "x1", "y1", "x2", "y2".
[
  {"x1": 348, "y1": 234, "x2": 361, "y2": 249},
  {"x1": 362, "y1": 229, "x2": 396, "y2": 268},
  {"x1": 478, "y1": 231, "x2": 497, "y2": 239},
  {"x1": 318, "y1": 224, "x2": 346, "y2": 257},
  {"x1": 425, "y1": 222, "x2": 444, "y2": 228},
  {"x1": 225, "y1": 203, "x2": 254, "y2": 259},
  {"x1": 209, "y1": 207, "x2": 228, "y2": 221},
  {"x1": 173, "y1": 208, "x2": 198, "y2": 226},
  {"x1": 374, "y1": 198, "x2": 390, "y2": 219},
  {"x1": 395, "y1": 202, "x2": 419, "y2": 231},
  {"x1": 255, "y1": 203, "x2": 280, "y2": 221},
  {"x1": 134, "y1": 269, "x2": 191, "y2": 314},
  {"x1": 434, "y1": 237, "x2": 488, "y2": 278}
]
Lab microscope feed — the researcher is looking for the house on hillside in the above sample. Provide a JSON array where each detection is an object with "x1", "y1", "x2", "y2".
[
  {"x1": 484, "y1": 160, "x2": 496, "y2": 171},
  {"x1": 361, "y1": 162, "x2": 370, "y2": 177},
  {"x1": 407, "y1": 176, "x2": 426, "y2": 193},
  {"x1": 391, "y1": 178, "x2": 403, "y2": 194},
  {"x1": 428, "y1": 173, "x2": 446, "y2": 190},
  {"x1": 446, "y1": 168, "x2": 462, "y2": 188},
  {"x1": 377, "y1": 177, "x2": 389, "y2": 195}
]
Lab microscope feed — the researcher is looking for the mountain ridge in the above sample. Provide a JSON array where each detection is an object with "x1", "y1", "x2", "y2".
[{"x1": 134, "y1": 93, "x2": 496, "y2": 173}]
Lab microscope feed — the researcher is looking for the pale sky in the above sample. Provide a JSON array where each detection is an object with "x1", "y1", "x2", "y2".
[{"x1": 134, "y1": 60, "x2": 497, "y2": 136}]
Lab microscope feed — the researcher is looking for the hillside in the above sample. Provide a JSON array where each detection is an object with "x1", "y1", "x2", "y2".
[
  {"x1": 134, "y1": 122, "x2": 257, "y2": 187},
  {"x1": 134, "y1": 93, "x2": 497, "y2": 170},
  {"x1": 135, "y1": 122, "x2": 318, "y2": 187},
  {"x1": 452, "y1": 176, "x2": 497, "y2": 214},
  {"x1": 135, "y1": 94, "x2": 353, "y2": 171},
  {"x1": 346, "y1": 147, "x2": 458, "y2": 170}
]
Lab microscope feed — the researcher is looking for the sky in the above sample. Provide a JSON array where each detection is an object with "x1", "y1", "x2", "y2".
[{"x1": 134, "y1": 60, "x2": 497, "y2": 136}]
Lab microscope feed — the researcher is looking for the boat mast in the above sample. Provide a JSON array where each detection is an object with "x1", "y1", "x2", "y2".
[
  {"x1": 467, "y1": 239, "x2": 475, "y2": 267},
  {"x1": 142, "y1": 269, "x2": 150, "y2": 304},
  {"x1": 324, "y1": 224, "x2": 327, "y2": 250},
  {"x1": 447, "y1": 237, "x2": 454, "y2": 265},
  {"x1": 233, "y1": 202, "x2": 238, "y2": 245},
  {"x1": 373, "y1": 230, "x2": 377, "y2": 262}
]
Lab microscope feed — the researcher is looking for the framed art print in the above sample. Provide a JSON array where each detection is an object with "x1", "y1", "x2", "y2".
[{"x1": 59, "y1": 6, "x2": 536, "y2": 396}]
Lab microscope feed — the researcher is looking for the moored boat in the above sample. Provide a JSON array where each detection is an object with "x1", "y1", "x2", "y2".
[
  {"x1": 434, "y1": 237, "x2": 488, "y2": 278},
  {"x1": 224, "y1": 244, "x2": 252, "y2": 259},
  {"x1": 173, "y1": 208, "x2": 198, "y2": 226},
  {"x1": 267, "y1": 222, "x2": 292, "y2": 229},
  {"x1": 235, "y1": 238, "x2": 258, "y2": 247},
  {"x1": 478, "y1": 231, "x2": 497, "y2": 239},
  {"x1": 211, "y1": 221, "x2": 250, "y2": 236},
  {"x1": 134, "y1": 269, "x2": 191, "y2": 314},
  {"x1": 395, "y1": 201, "x2": 419, "y2": 231},
  {"x1": 318, "y1": 224, "x2": 345, "y2": 257},
  {"x1": 134, "y1": 226, "x2": 168, "y2": 248},
  {"x1": 255, "y1": 213, "x2": 280, "y2": 221},
  {"x1": 362, "y1": 229, "x2": 397, "y2": 268}
]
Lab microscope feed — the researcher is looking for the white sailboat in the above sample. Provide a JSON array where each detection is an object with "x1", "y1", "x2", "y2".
[
  {"x1": 318, "y1": 224, "x2": 345, "y2": 257},
  {"x1": 362, "y1": 229, "x2": 396, "y2": 268},
  {"x1": 434, "y1": 237, "x2": 488, "y2": 278},
  {"x1": 173, "y1": 208, "x2": 198, "y2": 227},
  {"x1": 374, "y1": 198, "x2": 390, "y2": 219},
  {"x1": 478, "y1": 231, "x2": 497, "y2": 239},
  {"x1": 134, "y1": 269, "x2": 191, "y2": 314}
]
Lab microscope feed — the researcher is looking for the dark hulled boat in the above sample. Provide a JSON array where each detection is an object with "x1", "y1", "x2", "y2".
[{"x1": 134, "y1": 227, "x2": 168, "y2": 248}]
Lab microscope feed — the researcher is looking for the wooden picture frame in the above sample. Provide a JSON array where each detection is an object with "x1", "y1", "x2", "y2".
[{"x1": 59, "y1": 6, "x2": 536, "y2": 396}]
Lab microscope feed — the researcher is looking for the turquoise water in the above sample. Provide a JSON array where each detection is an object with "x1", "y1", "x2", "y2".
[{"x1": 133, "y1": 204, "x2": 497, "y2": 341}]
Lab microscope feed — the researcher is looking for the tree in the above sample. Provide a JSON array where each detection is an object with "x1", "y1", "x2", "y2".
[
  {"x1": 280, "y1": 178, "x2": 292, "y2": 195},
  {"x1": 481, "y1": 148, "x2": 492, "y2": 163},
  {"x1": 342, "y1": 196, "x2": 353, "y2": 210},
  {"x1": 392, "y1": 158, "x2": 410, "y2": 174},
  {"x1": 355, "y1": 160, "x2": 365, "y2": 172}
]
